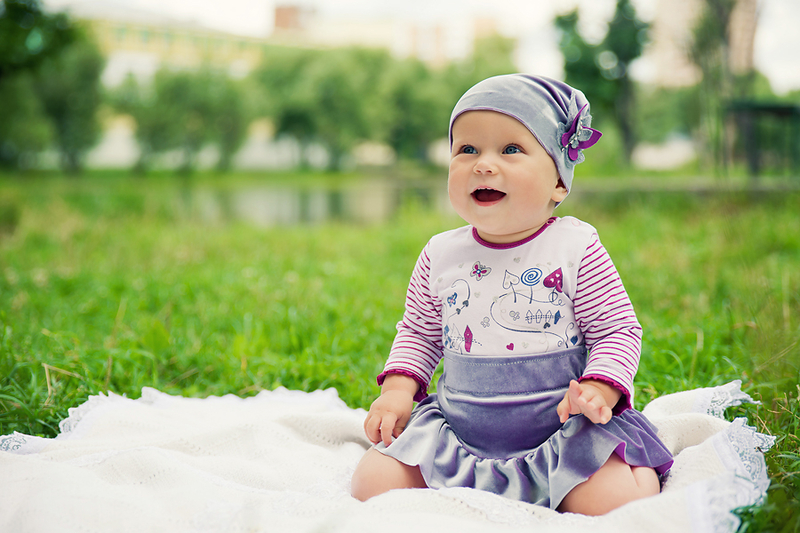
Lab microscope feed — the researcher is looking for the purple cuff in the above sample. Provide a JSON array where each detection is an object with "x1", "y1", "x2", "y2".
[
  {"x1": 579, "y1": 374, "x2": 631, "y2": 415},
  {"x1": 376, "y1": 370, "x2": 428, "y2": 402}
]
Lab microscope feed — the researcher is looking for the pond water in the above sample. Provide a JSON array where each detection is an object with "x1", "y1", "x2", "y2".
[{"x1": 184, "y1": 179, "x2": 455, "y2": 226}]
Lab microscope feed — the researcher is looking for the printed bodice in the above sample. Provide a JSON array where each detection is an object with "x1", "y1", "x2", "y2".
[{"x1": 427, "y1": 217, "x2": 596, "y2": 356}]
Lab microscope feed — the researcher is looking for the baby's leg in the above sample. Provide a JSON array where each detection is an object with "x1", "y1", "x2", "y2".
[
  {"x1": 557, "y1": 453, "x2": 660, "y2": 515},
  {"x1": 351, "y1": 447, "x2": 427, "y2": 501}
]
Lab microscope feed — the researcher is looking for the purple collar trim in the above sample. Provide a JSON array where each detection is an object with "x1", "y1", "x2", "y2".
[{"x1": 472, "y1": 218, "x2": 556, "y2": 249}]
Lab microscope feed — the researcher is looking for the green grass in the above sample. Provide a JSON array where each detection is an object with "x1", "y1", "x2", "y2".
[{"x1": 0, "y1": 172, "x2": 798, "y2": 532}]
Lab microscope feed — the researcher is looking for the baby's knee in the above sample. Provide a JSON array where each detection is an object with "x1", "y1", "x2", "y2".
[
  {"x1": 350, "y1": 467, "x2": 379, "y2": 502},
  {"x1": 350, "y1": 447, "x2": 426, "y2": 501},
  {"x1": 558, "y1": 456, "x2": 660, "y2": 515}
]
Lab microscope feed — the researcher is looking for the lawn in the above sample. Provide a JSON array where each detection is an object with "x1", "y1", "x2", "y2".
[{"x1": 0, "y1": 171, "x2": 798, "y2": 531}]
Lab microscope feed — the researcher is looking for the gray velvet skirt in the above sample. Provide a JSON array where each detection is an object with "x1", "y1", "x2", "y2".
[{"x1": 375, "y1": 347, "x2": 673, "y2": 509}]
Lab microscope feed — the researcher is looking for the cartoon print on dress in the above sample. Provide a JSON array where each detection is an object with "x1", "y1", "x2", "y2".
[
  {"x1": 443, "y1": 279, "x2": 481, "y2": 353},
  {"x1": 446, "y1": 279, "x2": 471, "y2": 315},
  {"x1": 543, "y1": 268, "x2": 564, "y2": 293},
  {"x1": 444, "y1": 323, "x2": 480, "y2": 353},
  {"x1": 470, "y1": 261, "x2": 491, "y2": 281},
  {"x1": 464, "y1": 326, "x2": 473, "y2": 353},
  {"x1": 489, "y1": 264, "x2": 578, "y2": 350}
]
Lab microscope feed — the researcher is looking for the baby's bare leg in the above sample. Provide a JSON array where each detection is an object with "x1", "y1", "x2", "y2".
[
  {"x1": 558, "y1": 454, "x2": 660, "y2": 515},
  {"x1": 351, "y1": 447, "x2": 427, "y2": 501}
]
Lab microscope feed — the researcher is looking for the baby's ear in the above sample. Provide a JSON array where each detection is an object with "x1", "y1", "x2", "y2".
[{"x1": 552, "y1": 180, "x2": 568, "y2": 203}]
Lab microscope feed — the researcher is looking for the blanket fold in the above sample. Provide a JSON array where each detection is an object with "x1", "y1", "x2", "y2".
[{"x1": 0, "y1": 381, "x2": 774, "y2": 533}]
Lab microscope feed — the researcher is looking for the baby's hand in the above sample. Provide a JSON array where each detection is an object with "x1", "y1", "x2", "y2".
[
  {"x1": 364, "y1": 389, "x2": 414, "y2": 446},
  {"x1": 557, "y1": 380, "x2": 621, "y2": 425}
]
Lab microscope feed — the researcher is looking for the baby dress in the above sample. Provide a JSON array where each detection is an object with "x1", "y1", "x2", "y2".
[{"x1": 376, "y1": 217, "x2": 674, "y2": 509}]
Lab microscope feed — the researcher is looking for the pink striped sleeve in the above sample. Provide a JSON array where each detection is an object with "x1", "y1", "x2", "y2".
[
  {"x1": 573, "y1": 234, "x2": 642, "y2": 410},
  {"x1": 377, "y1": 243, "x2": 444, "y2": 401}
]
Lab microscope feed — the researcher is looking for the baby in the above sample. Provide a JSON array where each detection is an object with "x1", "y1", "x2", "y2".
[{"x1": 350, "y1": 74, "x2": 673, "y2": 515}]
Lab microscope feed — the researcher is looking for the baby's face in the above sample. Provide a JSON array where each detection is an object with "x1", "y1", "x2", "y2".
[{"x1": 448, "y1": 110, "x2": 567, "y2": 244}]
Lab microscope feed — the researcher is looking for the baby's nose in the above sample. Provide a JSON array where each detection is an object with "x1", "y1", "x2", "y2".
[{"x1": 473, "y1": 159, "x2": 497, "y2": 174}]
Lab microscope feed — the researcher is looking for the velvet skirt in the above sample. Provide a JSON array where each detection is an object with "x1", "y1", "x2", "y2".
[{"x1": 375, "y1": 347, "x2": 674, "y2": 509}]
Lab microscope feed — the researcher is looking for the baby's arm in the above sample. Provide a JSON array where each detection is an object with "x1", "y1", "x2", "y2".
[
  {"x1": 364, "y1": 373, "x2": 419, "y2": 446},
  {"x1": 557, "y1": 379, "x2": 622, "y2": 425},
  {"x1": 573, "y1": 233, "x2": 642, "y2": 411}
]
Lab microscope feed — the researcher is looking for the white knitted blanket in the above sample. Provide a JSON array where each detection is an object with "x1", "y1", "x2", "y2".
[{"x1": 0, "y1": 381, "x2": 773, "y2": 533}]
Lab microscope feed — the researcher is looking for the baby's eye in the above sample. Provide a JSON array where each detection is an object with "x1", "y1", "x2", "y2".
[
  {"x1": 460, "y1": 145, "x2": 477, "y2": 155},
  {"x1": 503, "y1": 145, "x2": 522, "y2": 155}
]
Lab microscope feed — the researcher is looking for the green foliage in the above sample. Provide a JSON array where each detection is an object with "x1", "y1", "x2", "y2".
[
  {"x1": 0, "y1": 0, "x2": 75, "y2": 80},
  {"x1": 0, "y1": 71, "x2": 53, "y2": 167},
  {"x1": 635, "y1": 85, "x2": 702, "y2": 144},
  {"x1": 304, "y1": 48, "x2": 390, "y2": 170},
  {"x1": 445, "y1": 34, "x2": 517, "y2": 96},
  {"x1": 254, "y1": 46, "x2": 392, "y2": 170},
  {"x1": 111, "y1": 68, "x2": 251, "y2": 174},
  {"x1": 0, "y1": 0, "x2": 79, "y2": 168},
  {"x1": 687, "y1": 0, "x2": 747, "y2": 174},
  {"x1": 212, "y1": 75, "x2": 252, "y2": 172},
  {"x1": 33, "y1": 29, "x2": 104, "y2": 174},
  {"x1": 112, "y1": 73, "x2": 177, "y2": 172},
  {"x1": 556, "y1": 0, "x2": 649, "y2": 163},
  {"x1": 253, "y1": 35, "x2": 517, "y2": 169},
  {"x1": 376, "y1": 58, "x2": 452, "y2": 161}
]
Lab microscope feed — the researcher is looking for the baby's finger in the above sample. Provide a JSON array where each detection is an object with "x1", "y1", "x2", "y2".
[
  {"x1": 557, "y1": 395, "x2": 570, "y2": 423},
  {"x1": 585, "y1": 394, "x2": 606, "y2": 412},
  {"x1": 364, "y1": 413, "x2": 381, "y2": 444},
  {"x1": 380, "y1": 413, "x2": 398, "y2": 447},
  {"x1": 568, "y1": 380, "x2": 584, "y2": 411},
  {"x1": 586, "y1": 402, "x2": 612, "y2": 425},
  {"x1": 392, "y1": 414, "x2": 407, "y2": 438}
]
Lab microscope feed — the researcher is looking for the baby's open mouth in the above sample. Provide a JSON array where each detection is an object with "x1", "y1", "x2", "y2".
[{"x1": 472, "y1": 188, "x2": 506, "y2": 203}]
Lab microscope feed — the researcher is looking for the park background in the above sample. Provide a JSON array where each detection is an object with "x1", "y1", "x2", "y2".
[{"x1": 0, "y1": 0, "x2": 798, "y2": 531}]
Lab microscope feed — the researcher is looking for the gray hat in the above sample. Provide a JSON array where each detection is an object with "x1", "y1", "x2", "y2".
[{"x1": 449, "y1": 74, "x2": 601, "y2": 198}]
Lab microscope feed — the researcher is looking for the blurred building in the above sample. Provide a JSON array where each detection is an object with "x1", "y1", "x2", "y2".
[
  {"x1": 269, "y1": 4, "x2": 483, "y2": 67},
  {"x1": 64, "y1": 1, "x2": 269, "y2": 86},
  {"x1": 64, "y1": 2, "x2": 492, "y2": 89},
  {"x1": 728, "y1": 0, "x2": 759, "y2": 76},
  {"x1": 643, "y1": 0, "x2": 758, "y2": 87}
]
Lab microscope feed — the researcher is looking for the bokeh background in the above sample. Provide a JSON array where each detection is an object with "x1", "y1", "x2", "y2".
[
  {"x1": 1, "y1": 2, "x2": 799, "y2": 530},
  {"x1": 1, "y1": 0, "x2": 798, "y2": 178}
]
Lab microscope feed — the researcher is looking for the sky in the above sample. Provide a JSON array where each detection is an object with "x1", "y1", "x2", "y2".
[{"x1": 43, "y1": 0, "x2": 800, "y2": 95}]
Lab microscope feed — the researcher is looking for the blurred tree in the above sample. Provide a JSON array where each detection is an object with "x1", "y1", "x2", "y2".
[
  {"x1": 254, "y1": 47, "x2": 321, "y2": 168},
  {"x1": 445, "y1": 34, "x2": 517, "y2": 104},
  {"x1": 254, "y1": 47, "x2": 390, "y2": 170},
  {"x1": 0, "y1": 72, "x2": 52, "y2": 168},
  {"x1": 376, "y1": 58, "x2": 451, "y2": 163},
  {"x1": 635, "y1": 85, "x2": 702, "y2": 144},
  {"x1": 0, "y1": 0, "x2": 75, "y2": 82},
  {"x1": 556, "y1": 0, "x2": 649, "y2": 164},
  {"x1": 374, "y1": 34, "x2": 516, "y2": 165},
  {"x1": 112, "y1": 68, "x2": 250, "y2": 174},
  {"x1": 305, "y1": 48, "x2": 388, "y2": 170},
  {"x1": 34, "y1": 30, "x2": 104, "y2": 174},
  {"x1": 165, "y1": 69, "x2": 214, "y2": 174},
  {"x1": 112, "y1": 73, "x2": 180, "y2": 173},
  {"x1": 0, "y1": 0, "x2": 75, "y2": 168},
  {"x1": 688, "y1": 0, "x2": 738, "y2": 173},
  {"x1": 253, "y1": 35, "x2": 516, "y2": 170},
  {"x1": 210, "y1": 75, "x2": 251, "y2": 172}
]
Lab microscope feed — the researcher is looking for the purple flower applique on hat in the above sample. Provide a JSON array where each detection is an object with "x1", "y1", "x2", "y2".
[{"x1": 557, "y1": 93, "x2": 602, "y2": 167}]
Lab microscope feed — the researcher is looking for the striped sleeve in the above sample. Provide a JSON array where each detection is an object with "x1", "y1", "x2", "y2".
[
  {"x1": 573, "y1": 234, "x2": 642, "y2": 410},
  {"x1": 377, "y1": 243, "x2": 444, "y2": 401}
]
